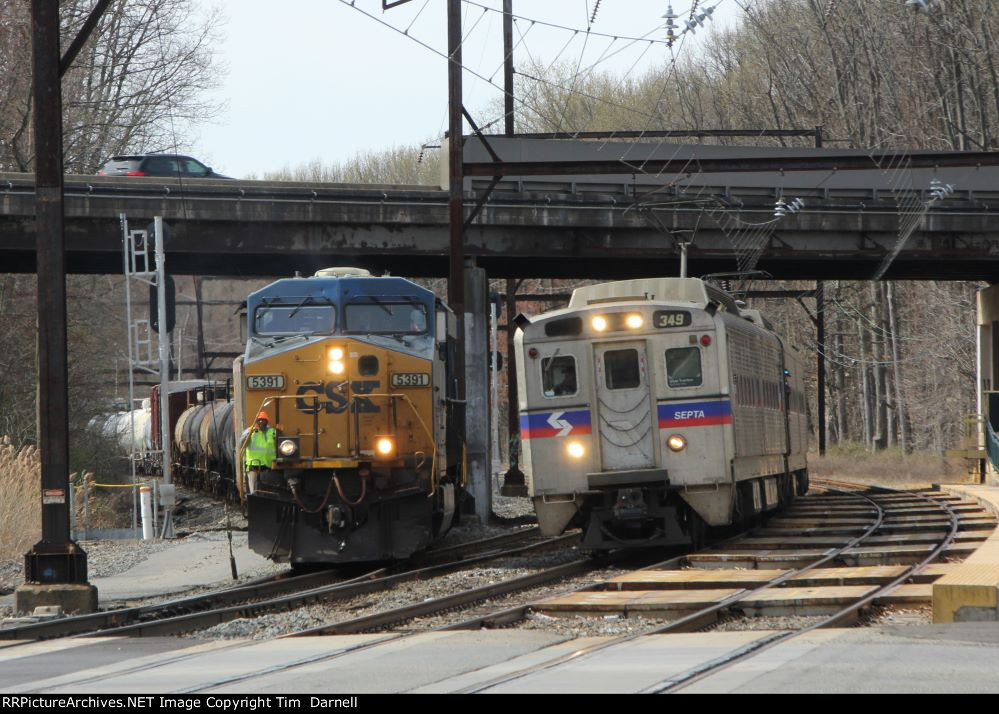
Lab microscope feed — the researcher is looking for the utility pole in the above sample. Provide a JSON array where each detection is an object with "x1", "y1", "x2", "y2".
[
  {"x1": 499, "y1": 0, "x2": 528, "y2": 496},
  {"x1": 17, "y1": 0, "x2": 97, "y2": 615}
]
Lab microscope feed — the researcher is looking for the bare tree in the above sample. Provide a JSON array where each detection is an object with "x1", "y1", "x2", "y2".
[{"x1": 0, "y1": 0, "x2": 225, "y2": 173}]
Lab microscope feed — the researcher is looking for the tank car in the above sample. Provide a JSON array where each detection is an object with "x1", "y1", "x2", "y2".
[
  {"x1": 235, "y1": 268, "x2": 465, "y2": 565},
  {"x1": 514, "y1": 277, "x2": 808, "y2": 550},
  {"x1": 172, "y1": 382, "x2": 238, "y2": 499}
]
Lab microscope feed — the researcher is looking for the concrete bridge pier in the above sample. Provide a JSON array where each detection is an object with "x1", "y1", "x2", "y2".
[{"x1": 464, "y1": 262, "x2": 492, "y2": 523}]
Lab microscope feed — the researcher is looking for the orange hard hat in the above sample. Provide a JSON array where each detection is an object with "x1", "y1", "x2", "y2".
[{"x1": 256, "y1": 411, "x2": 270, "y2": 421}]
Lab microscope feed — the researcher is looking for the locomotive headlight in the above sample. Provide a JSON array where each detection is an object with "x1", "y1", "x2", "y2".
[
  {"x1": 329, "y1": 360, "x2": 346, "y2": 375},
  {"x1": 278, "y1": 439, "x2": 299, "y2": 457},
  {"x1": 625, "y1": 313, "x2": 644, "y2": 329},
  {"x1": 667, "y1": 434, "x2": 687, "y2": 452},
  {"x1": 566, "y1": 441, "x2": 586, "y2": 459},
  {"x1": 328, "y1": 347, "x2": 345, "y2": 360},
  {"x1": 375, "y1": 437, "x2": 395, "y2": 456},
  {"x1": 591, "y1": 315, "x2": 608, "y2": 332}
]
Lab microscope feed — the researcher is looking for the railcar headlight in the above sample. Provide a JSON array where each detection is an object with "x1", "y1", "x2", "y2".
[
  {"x1": 278, "y1": 439, "x2": 299, "y2": 457},
  {"x1": 591, "y1": 315, "x2": 608, "y2": 332},
  {"x1": 329, "y1": 360, "x2": 346, "y2": 375},
  {"x1": 375, "y1": 437, "x2": 395, "y2": 456},
  {"x1": 329, "y1": 347, "x2": 344, "y2": 360},
  {"x1": 625, "y1": 313, "x2": 644, "y2": 329},
  {"x1": 667, "y1": 434, "x2": 687, "y2": 452},
  {"x1": 566, "y1": 441, "x2": 585, "y2": 459}
]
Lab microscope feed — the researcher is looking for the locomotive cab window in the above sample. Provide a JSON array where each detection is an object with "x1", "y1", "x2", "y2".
[
  {"x1": 254, "y1": 305, "x2": 335, "y2": 335},
  {"x1": 541, "y1": 355, "x2": 577, "y2": 397},
  {"x1": 345, "y1": 301, "x2": 428, "y2": 334},
  {"x1": 604, "y1": 349, "x2": 641, "y2": 390},
  {"x1": 666, "y1": 347, "x2": 702, "y2": 388}
]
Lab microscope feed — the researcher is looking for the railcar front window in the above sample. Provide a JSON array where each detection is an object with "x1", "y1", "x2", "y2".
[
  {"x1": 666, "y1": 347, "x2": 702, "y2": 388},
  {"x1": 345, "y1": 302, "x2": 429, "y2": 334},
  {"x1": 604, "y1": 349, "x2": 640, "y2": 390},
  {"x1": 541, "y1": 355, "x2": 577, "y2": 397},
  {"x1": 254, "y1": 305, "x2": 335, "y2": 335}
]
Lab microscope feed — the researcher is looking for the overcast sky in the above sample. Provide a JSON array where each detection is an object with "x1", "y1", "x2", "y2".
[{"x1": 190, "y1": 1, "x2": 744, "y2": 179}]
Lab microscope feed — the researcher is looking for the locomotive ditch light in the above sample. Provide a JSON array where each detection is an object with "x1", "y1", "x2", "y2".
[
  {"x1": 625, "y1": 313, "x2": 644, "y2": 329},
  {"x1": 667, "y1": 434, "x2": 687, "y2": 452},
  {"x1": 591, "y1": 315, "x2": 608, "y2": 332},
  {"x1": 375, "y1": 436, "x2": 396, "y2": 457},
  {"x1": 278, "y1": 438, "x2": 300, "y2": 458},
  {"x1": 329, "y1": 360, "x2": 346, "y2": 375},
  {"x1": 329, "y1": 347, "x2": 345, "y2": 360},
  {"x1": 566, "y1": 441, "x2": 586, "y2": 459}
]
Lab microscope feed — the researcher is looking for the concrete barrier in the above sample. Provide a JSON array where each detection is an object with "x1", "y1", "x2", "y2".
[{"x1": 933, "y1": 485, "x2": 999, "y2": 623}]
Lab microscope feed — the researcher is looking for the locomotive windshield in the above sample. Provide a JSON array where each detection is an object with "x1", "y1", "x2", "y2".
[
  {"x1": 666, "y1": 347, "x2": 702, "y2": 387},
  {"x1": 345, "y1": 300, "x2": 428, "y2": 335},
  {"x1": 254, "y1": 304, "x2": 335, "y2": 335}
]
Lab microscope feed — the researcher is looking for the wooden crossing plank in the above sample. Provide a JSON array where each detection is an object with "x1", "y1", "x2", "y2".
[
  {"x1": 737, "y1": 585, "x2": 879, "y2": 616},
  {"x1": 534, "y1": 588, "x2": 742, "y2": 616},
  {"x1": 602, "y1": 569, "x2": 789, "y2": 590},
  {"x1": 875, "y1": 584, "x2": 933, "y2": 605}
]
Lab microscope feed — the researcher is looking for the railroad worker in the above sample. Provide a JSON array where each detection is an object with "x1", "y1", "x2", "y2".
[
  {"x1": 409, "y1": 308, "x2": 427, "y2": 333},
  {"x1": 244, "y1": 411, "x2": 277, "y2": 495}
]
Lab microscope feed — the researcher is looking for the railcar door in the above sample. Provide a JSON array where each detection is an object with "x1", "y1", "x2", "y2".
[{"x1": 592, "y1": 342, "x2": 656, "y2": 471}]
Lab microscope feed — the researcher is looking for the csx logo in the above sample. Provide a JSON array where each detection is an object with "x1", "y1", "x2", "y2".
[{"x1": 295, "y1": 381, "x2": 380, "y2": 414}]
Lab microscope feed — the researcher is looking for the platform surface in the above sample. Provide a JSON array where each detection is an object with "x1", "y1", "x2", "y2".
[{"x1": 1, "y1": 624, "x2": 998, "y2": 692}]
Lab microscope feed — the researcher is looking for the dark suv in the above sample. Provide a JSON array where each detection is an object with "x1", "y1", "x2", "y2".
[{"x1": 98, "y1": 154, "x2": 233, "y2": 179}]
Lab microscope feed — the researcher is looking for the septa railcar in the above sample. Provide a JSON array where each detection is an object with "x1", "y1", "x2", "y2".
[{"x1": 514, "y1": 277, "x2": 808, "y2": 550}]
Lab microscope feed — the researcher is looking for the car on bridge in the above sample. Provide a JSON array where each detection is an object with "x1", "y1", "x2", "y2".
[{"x1": 98, "y1": 153, "x2": 233, "y2": 179}]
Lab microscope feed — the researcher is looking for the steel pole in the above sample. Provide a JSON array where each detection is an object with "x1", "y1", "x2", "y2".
[
  {"x1": 447, "y1": 0, "x2": 468, "y2": 502},
  {"x1": 503, "y1": 0, "x2": 514, "y2": 136},
  {"x1": 155, "y1": 217, "x2": 171, "y2": 485},
  {"x1": 816, "y1": 281, "x2": 827, "y2": 456},
  {"x1": 25, "y1": 0, "x2": 88, "y2": 585}
]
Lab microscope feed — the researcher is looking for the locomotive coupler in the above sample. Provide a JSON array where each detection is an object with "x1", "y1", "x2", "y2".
[
  {"x1": 612, "y1": 487, "x2": 648, "y2": 521},
  {"x1": 326, "y1": 505, "x2": 350, "y2": 533}
]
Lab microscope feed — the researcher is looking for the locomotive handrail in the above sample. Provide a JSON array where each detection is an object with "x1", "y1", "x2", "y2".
[{"x1": 365, "y1": 392, "x2": 442, "y2": 494}]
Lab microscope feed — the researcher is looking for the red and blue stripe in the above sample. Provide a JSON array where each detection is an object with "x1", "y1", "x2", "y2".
[
  {"x1": 658, "y1": 400, "x2": 732, "y2": 428},
  {"x1": 520, "y1": 409, "x2": 593, "y2": 440}
]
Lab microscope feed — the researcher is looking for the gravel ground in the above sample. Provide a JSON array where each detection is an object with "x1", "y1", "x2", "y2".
[{"x1": 190, "y1": 548, "x2": 592, "y2": 640}]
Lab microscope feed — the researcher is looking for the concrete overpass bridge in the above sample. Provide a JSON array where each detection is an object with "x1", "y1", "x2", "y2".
[{"x1": 3, "y1": 137, "x2": 999, "y2": 280}]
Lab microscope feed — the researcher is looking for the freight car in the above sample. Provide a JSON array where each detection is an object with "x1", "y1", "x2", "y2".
[
  {"x1": 514, "y1": 277, "x2": 808, "y2": 550},
  {"x1": 235, "y1": 268, "x2": 466, "y2": 564}
]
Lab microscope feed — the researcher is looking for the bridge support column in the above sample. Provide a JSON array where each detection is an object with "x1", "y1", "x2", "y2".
[{"x1": 464, "y1": 262, "x2": 492, "y2": 523}]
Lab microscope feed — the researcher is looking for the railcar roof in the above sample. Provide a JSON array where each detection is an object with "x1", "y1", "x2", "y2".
[
  {"x1": 568, "y1": 278, "x2": 735, "y2": 311},
  {"x1": 249, "y1": 275, "x2": 433, "y2": 304}
]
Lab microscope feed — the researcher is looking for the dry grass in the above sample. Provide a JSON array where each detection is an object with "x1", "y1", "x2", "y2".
[
  {"x1": 0, "y1": 436, "x2": 110, "y2": 561},
  {"x1": 0, "y1": 436, "x2": 41, "y2": 559},
  {"x1": 809, "y1": 443, "x2": 978, "y2": 489}
]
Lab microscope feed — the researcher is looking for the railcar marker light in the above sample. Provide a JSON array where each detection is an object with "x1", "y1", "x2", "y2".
[
  {"x1": 591, "y1": 315, "x2": 608, "y2": 332},
  {"x1": 667, "y1": 434, "x2": 687, "y2": 452},
  {"x1": 626, "y1": 313, "x2": 644, "y2": 329},
  {"x1": 376, "y1": 437, "x2": 395, "y2": 456},
  {"x1": 700, "y1": 334, "x2": 712, "y2": 347},
  {"x1": 329, "y1": 360, "x2": 346, "y2": 375},
  {"x1": 329, "y1": 347, "x2": 345, "y2": 360},
  {"x1": 567, "y1": 441, "x2": 585, "y2": 458}
]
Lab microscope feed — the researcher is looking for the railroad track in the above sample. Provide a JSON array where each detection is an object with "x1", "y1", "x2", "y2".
[
  {"x1": 0, "y1": 525, "x2": 560, "y2": 641},
  {"x1": 4, "y1": 481, "x2": 994, "y2": 694},
  {"x1": 442, "y1": 481, "x2": 992, "y2": 693}
]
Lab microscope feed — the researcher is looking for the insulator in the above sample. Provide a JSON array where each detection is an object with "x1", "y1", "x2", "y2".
[{"x1": 590, "y1": 0, "x2": 602, "y2": 25}]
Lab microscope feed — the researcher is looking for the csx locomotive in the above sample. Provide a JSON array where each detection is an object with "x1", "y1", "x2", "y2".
[
  {"x1": 515, "y1": 277, "x2": 808, "y2": 550},
  {"x1": 234, "y1": 268, "x2": 465, "y2": 564}
]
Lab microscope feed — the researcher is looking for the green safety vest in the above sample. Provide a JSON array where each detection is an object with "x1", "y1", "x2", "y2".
[{"x1": 245, "y1": 427, "x2": 277, "y2": 469}]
